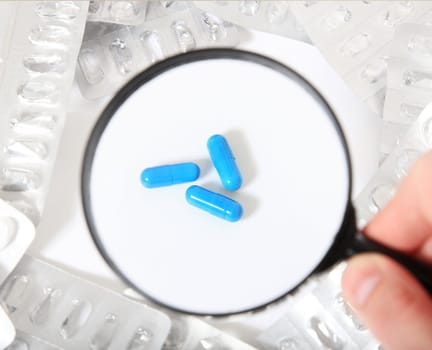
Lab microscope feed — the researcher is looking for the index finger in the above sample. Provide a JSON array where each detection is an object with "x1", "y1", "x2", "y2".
[{"x1": 364, "y1": 152, "x2": 432, "y2": 264}]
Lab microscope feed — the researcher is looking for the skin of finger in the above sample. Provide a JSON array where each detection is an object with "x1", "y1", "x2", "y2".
[
  {"x1": 364, "y1": 152, "x2": 432, "y2": 262},
  {"x1": 342, "y1": 254, "x2": 432, "y2": 350}
]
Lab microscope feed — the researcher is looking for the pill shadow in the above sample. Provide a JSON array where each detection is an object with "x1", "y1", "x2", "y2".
[
  {"x1": 201, "y1": 182, "x2": 260, "y2": 220},
  {"x1": 192, "y1": 158, "x2": 213, "y2": 179},
  {"x1": 235, "y1": 191, "x2": 260, "y2": 220},
  {"x1": 224, "y1": 129, "x2": 257, "y2": 188}
]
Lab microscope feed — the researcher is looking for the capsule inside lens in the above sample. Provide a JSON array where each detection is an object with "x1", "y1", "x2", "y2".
[{"x1": 83, "y1": 50, "x2": 351, "y2": 315}]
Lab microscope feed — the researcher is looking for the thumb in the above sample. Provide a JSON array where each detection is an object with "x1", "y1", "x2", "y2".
[{"x1": 342, "y1": 254, "x2": 432, "y2": 350}]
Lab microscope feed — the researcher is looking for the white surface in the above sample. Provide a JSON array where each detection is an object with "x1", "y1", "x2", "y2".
[
  {"x1": 0, "y1": 305, "x2": 15, "y2": 350},
  {"x1": 89, "y1": 58, "x2": 350, "y2": 315},
  {"x1": 32, "y1": 31, "x2": 380, "y2": 338}
]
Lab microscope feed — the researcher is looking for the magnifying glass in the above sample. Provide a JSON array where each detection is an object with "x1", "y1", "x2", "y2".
[{"x1": 82, "y1": 49, "x2": 432, "y2": 317}]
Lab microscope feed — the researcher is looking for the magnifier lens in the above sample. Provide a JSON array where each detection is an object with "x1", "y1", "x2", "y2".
[{"x1": 84, "y1": 52, "x2": 351, "y2": 315}]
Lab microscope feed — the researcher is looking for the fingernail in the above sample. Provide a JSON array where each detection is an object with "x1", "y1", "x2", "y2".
[
  {"x1": 355, "y1": 272, "x2": 381, "y2": 306},
  {"x1": 343, "y1": 257, "x2": 382, "y2": 307},
  {"x1": 421, "y1": 238, "x2": 432, "y2": 263}
]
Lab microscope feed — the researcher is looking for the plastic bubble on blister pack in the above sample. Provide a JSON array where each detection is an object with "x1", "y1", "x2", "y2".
[
  {"x1": 0, "y1": 1, "x2": 88, "y2": 225},
  {"x1": 122, "y1": 289, "x2": 258, "y2": 350},
  {"x1": 380, "y1": 120, "x2": 410, "y2": 156},
  {"x1": 378, "y1": 1, "x2": 414, "y2": 28},
  {"x1": 408, "y1": 34, "x2": 432, "y2": 56},
  {"x1": 339, "y1": 33, "x2": 371, "y2": 57},
  {"x1": 355, "y1": 102, "x2": 432, "y2": 225},
  {"x1": 23, "y1": 53, "x2": 68, "y2": 75},
  {"x1": 323, "y1": 6, "x2": 352, "y2": 31},
  {"x1": 77, "y1": 7, "x2": 246, "y2": 99},
  {"x1": 257, "y1": 316, "x2": 316, "y2": 350},
  {"x1": 0, "y1": 255, "x2": 171, "y2": 350},
  {"x1": 194, "y1": 1, "x2": 309, "y2": 42},
  {"x1": 155, "y1": 314, "x2": 258, "y2": 350},
  {"x1": 34, "y1": 1, "x2": 81, "y2": 21},
  {"x1": 258, "y1": 263, "x2": 380, "y2": 350},
  {"x1": 108, "y1": 37, "x2": 135, "y2": 75},
  {"x1": 139, "y1": 30, "x2": 165, "y2": 63},
  {"x1": 87, "y1": 0, "x2": 147, "y2": 26},
  {"x1": 172, "y1": 20, "x2": 197, "y2": 52},
  {"x1": 382, "y1": 24, "x2": 432, "y2": 156},
  {"x1": 360, "y1": 57, "x2": 388, "y2": 84},
  {"x1": 311, "y1": 266, "x2": 377, "y2": 348},
  {"x1": 0, "y1": 199, "x2": 34, "y2": 286},
  {"x1": 278, "y1": 294, "x2": 358, "y2": 350},
  {"x1": 10, "y1": 112, "x2": 58, "y2": 135},
  {"x1": 290, "y1": 1, "x2": 432, "y2": 115}
]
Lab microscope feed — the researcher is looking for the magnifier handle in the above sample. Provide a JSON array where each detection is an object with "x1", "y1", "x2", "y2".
[{"x1": 347, "y1": 232, "x2": 432, "y2": 295}]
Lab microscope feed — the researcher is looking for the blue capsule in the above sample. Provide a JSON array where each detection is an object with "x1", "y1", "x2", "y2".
[
  {"x1": 207, "y1": 134, "x2": 242, "y2": 191},
  {"x1": 141, "y1": 162, "x2": 200, "y2": 188},
  {"x1": 185, "y1": 185, "x2": 243, "y2": 222}
]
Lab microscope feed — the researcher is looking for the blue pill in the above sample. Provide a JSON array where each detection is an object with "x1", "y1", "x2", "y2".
[
  {"x1": 185, "y1": 185, "x2": 243, "y2": 222},
  {"x1": 207, "y1": 134, "x2": 242, "y2": 191},
  {"x1": 141, "y1": 162, "x2": 200, "y2": 188}
]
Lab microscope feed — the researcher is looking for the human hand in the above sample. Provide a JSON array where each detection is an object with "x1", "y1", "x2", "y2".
[{"x1": 342, "y1": 152, "x2": 432, "y2": 350}]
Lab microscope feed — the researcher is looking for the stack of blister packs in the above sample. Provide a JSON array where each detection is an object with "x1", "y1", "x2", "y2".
[{"x1": 0, "y1": 1, "x2": 431, "y2": 350}]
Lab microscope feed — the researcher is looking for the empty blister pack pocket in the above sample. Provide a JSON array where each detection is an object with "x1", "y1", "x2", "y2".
[
  {"x1": 0, "y1": 199, "x2": 34, "y2": 287},
  {"x1": 0, "y1": 255, "x2": 171, "y2": 350}
]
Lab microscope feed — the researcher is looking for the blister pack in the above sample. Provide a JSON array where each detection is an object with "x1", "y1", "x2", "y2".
[
  {"x1": 193, "y1": 1, "x2": 309, "y2": 42},
  {"x1": 77, "y1": 7, "x2": 246, "y2": 99},
  {"x1": 290, "y1": 1, "x2": 432, "y2": 115},
  {"x1": 162, "y1": 315, "x2": 258, "y2": 350},
  {"x1": 381, "y1": 23, "x2": 432, "y2": 155},
  {"x1": 0, "y1": 199, "x2": 35, "y2": 288},
  {"x1": 122, "y1": 289, "x2": 258, "y2": 350},
  {"x1": 0, "y1": 255, "x2": 171, "y2": 350},
  {"x1": 379, "y1": 121, "x2": 409, "y2": 157},
  {"x1": 0, "y1": 1, "x2": 88, "y2": 225},
  {"x1": 87, "y1": 0, "x2": 148, "y2": 26},
  {"x1": 0, "y1": 305, "x2": 15, "y2": 350},
  {"x1": 355, "y1": 102, "x2": 432, "y2": 226},
  {"x1": 6, "y1": 331, "x2": 59, "y2": 350},
  {"x1": 146, "y1": 1, "x2": 194, "y2": 22},
  {"x1": 257, "y1": 264, "x2": 381, "y2": 350}
]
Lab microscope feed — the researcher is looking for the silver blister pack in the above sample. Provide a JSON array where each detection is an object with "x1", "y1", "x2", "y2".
[
  {"x1": 290, "y1": 1, "x2": 432, "y2": 115},
  {"x1": 77, "y1": 7, "x2": 247, "y2": 99},
  {"x1": 0, "y1": 199, "x2": 35, "y2": 291},
  {"x1": 88, "y1": 0, "x2": 148, "y2": 25},
  {"x1": 6, "y1": 331, "x2": 59, "y2": 350},
  {"x1": 355, "y1": 102, "x2": 432, "y2": 226},
  {"x1": 194, "y1": 1, "x2": 309, "y2": 42},
  {"x1": 122, "y1": 290, "x2": 259, "y2": 350},
  {"x1": 162, "y1": 315, "x2": 258, "y2": 350},
  {"x1": 381, "y1": 23, "x2": 432, "y2": 155},
  {"x1": 257, "y1": 264, "x2": 381, "y2": 350},
  {"x1": 0, "y1": 1, "x2": 89, "y2": 225},
  {"x1": 0, "y1": 255, "x2": 171, "y2": 350}
]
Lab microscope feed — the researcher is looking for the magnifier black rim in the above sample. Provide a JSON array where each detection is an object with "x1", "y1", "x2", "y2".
[{"x1": 81, "y1": 48, "x2": 354, "y2": 317}]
